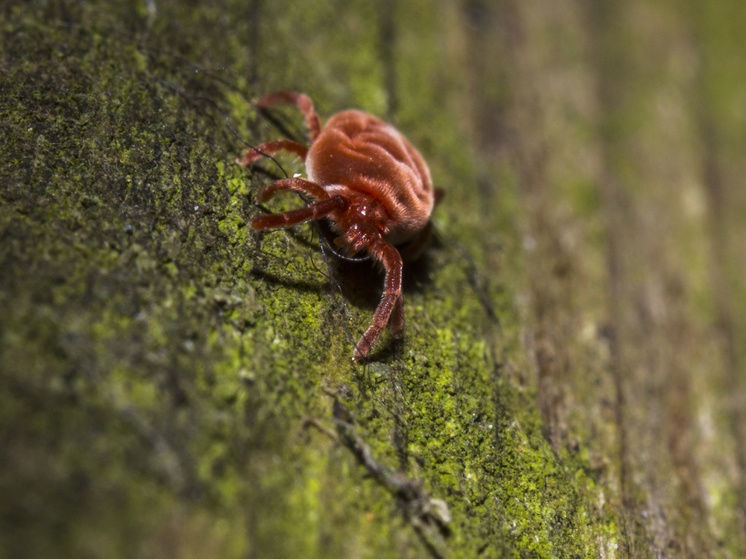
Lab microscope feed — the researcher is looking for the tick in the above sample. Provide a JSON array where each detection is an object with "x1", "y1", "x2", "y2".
[{"x1": 238, "y1": 91, "x2": 441, "y2": 361}]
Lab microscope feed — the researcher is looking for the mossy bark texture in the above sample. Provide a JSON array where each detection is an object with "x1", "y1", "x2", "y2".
[{"x1": 2, "y1": 1, "x2": 746, "y2": 558}]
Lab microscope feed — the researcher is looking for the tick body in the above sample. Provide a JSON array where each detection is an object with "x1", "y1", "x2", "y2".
[{"x1": 238, "y1": 91, "x2": 439, "y2": 360}]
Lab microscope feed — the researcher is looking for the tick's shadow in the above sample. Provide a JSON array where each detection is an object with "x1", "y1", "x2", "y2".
[{"x1": 317, "y1": 221, "x2": 441, "y2": 312}]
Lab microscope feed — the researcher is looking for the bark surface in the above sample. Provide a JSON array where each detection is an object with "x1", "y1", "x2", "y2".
[{"x1": 2, "y1": 1, "x2": 746, "y2": 558}]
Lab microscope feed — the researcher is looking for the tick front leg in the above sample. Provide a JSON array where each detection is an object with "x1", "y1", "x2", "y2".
[
  {"x1": 256, "y1": 91, "x2": 322, "y2": 141},
  {"x1": 255, "y1": 177, "x2": 330, "y2": 203},
  {"x1": 389, "y1": 298, "x2": 404, "y2": 336},
  {"x1": 354, "y1": 241, "x2": 404, "y2": 361},
  {"x1": 236, "y1": 139, "x2": 309, "y2": 166},
  {"x1": 250, "y1": 195, "x2": 349, "y2": 231}
]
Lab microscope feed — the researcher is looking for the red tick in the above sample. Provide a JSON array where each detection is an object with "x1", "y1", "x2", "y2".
[{"x1": 238, "y1": 91, "x2": 441, "y2": 361}]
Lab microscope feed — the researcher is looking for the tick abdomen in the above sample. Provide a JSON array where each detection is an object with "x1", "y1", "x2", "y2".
[{"x1": 306, "y1": 110, "x2": 434, "y2": 245}]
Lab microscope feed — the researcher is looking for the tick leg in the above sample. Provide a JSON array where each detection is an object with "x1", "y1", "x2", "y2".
[
  {"x1": 354, "y1": 241, "x2": 404, "y2": 361},
  {"x1": 434, "y1": 187, "x2": 446, "y2": 205},
  {"x1": 250, "y1": 195, "x2": 348, "y2": 231},
  {"x1": 255, "y1": 177, "x2": 330, "y2": 203},
  {"x1": 236, "y1": 139, "x2": 309, "y2": 166},
  {"x1": 256, "y1": 91, "x2": 322, "y2": 141},
  {"x1": 397, "y1": 222, "x2": 433, "y2": 262},
  {"x1": 389, "y1": 298, "x2": 404, "y2": 337}
]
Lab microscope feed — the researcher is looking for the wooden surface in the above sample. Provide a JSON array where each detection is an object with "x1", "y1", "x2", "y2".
[{"x1": 2, "y1": 0, "x2": 746, "y2": 557}]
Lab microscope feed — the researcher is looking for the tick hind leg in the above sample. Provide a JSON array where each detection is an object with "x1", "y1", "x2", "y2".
[
  {"x1": 250, "y1": 194, "x2": 348, "y2": 231},
  {"x1": 354, "y1": 241, "x2": 404, "y2": 361},
  {"x1": 254, "y1": 177, "x2": 331, "y2": 204},
  {"x1": 397, "y1": 222, "x2": 433, "y2": 262},
  {"x1": 236, "y1": 139, "x2": 309, "y2": 166},
  {"x1": 256, "y1": 91, "x2": 322, "y2": 141}
]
